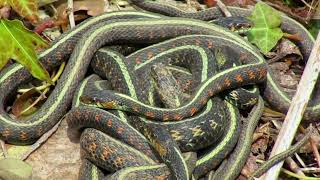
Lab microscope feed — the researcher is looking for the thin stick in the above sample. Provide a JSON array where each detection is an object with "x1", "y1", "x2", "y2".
[
  {"x1": 300, "y1": 0, "x2": 315, "y2": 9},
  {"x1": 300, "y1": 125, "x2": 320, "y2": 168},
  {"x1": 281, "y1": 168, "x2": 320, "y2": 180},
  {"x1": 67, "y1": 0, "x2": 75, "y2": 28},
  {"x1": 310, "y1": 137, "x2": 320, "y2": 167},
  {"x1": 295, "y1": 153, "x2": 307, "y2": 168},
  {"x1": 216, "y1": 0, "x2": 231, "y2": 17},
  {"x1": 0, "y1": 140, "x2": 7, "y2": 158},
  {"x1": 261, "y1": 33, "x2": 320, "y2": 179},
  {"x1": 300, "y1": 167, "x2": 320, "y2": 173},
  {"x1": 285, "y1": 157, "x2": 306, "y2": 177}
]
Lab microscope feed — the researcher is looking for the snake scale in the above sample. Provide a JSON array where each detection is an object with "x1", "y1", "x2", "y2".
[{"x1": 0, "y1": 1, "x2": 315, "y2": 180}]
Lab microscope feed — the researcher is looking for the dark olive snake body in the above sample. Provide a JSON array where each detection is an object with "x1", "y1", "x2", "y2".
[{"x1": 0, "y1": 3, "x2": 315, "y2": 180}]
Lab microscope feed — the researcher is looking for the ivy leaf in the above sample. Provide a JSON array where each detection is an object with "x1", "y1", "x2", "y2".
[
  {"x1": 0, "y1": 19, "x2": 51, "y2": 83},
  {"x1": 247, "y1": 2, "x2": 284, "y2": 54},
  {"x1": 0, "y1": 0, "x2": 39, "y2": 22}
]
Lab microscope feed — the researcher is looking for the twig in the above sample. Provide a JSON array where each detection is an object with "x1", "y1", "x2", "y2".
[
  {"x1": 310, "y1": 137, "x2": 320, "y2": 167},
  {"x1": 285, "y1": 157, "x2": 306, "y2": 177},
  {"x1": 300, "y1": 0, "x2": 315, "y2": 10},
  {"x1": 258, "y1": 0, "x2": 310, "y2": 25},
  {"x1": 261, "y1": 32, "x2": 320, "y2": 179},
  {"x1": 295, "y1": 153, "x2": 307, "y2": 168},
  {"x1": 67, "y1": 0, "x2": 75, "y2": 28},
  {"x1": 300, "y1": 167, "x2": 320, "y2": 173},
  {"x1": 19, "y1": 88, "x2": 49, "y2": 116},
  {"x1": 18, "y1": 62, "x2": 66, "y2": 93},
  {"x1": 281, "y1": 168, "x2": 320, "y2": 180},
  {"x1": 0, "y1": 140, "x2": 7, "y2": 158},
  {"x1": 300, "y1": 126, "x2": 320, "y2": 167},
  {"x1": 216, "y1": 0, "x2": 231, "y2": 17},
  {"x1": 0, "y1": 6, "x2": 11, "y2": 19},
  {"x1": 20, "y1": 119, "x2": 62, "y2": 160}
]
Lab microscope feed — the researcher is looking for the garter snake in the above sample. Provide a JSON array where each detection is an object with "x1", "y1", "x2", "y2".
[
  {"x1": 76, "y1": 9, "x2": 314, "y2": 178},
  {"x1": 68, "y1": 27, "x2": 257, "y2": 178},
  {"x1": 79, "y1": 32, "x2": 264, "y2": 178},
  {"x1": 0, "y1": 4, "x2": 314, "y2": 180},
  {"x1": 55, "y1": 13, "x2": 258, "y2": 178},
  {"x1": 75, "y1": 39, "x2": 238, "y2": 178}
]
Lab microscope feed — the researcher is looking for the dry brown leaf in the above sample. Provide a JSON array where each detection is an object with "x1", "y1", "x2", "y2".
[
  {"x1": 268, "y1": 38, "x2": 303, "y2": 64},
  {"x1": 56, "y1": 0, "x2": 107, "y2": 22},
  {"x1": 241, "y1": 154, "x2": 259, "y2": 178},
  {"x1": 12, "y1": 88, "x2": 43, "y2": 117}
]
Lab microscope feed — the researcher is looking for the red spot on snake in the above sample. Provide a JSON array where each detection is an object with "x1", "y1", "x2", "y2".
[
  {"x1": 173, "y1": 114, "x2": 183, "y2": 121},
  {"x1": 37, "y1": 128, "x2": 43, "y2": 136},
  {"x1": 114, "y1": 156, "x2": 126, "y2": 167},
  {"x1": 1, "y1": 128, "x2": 11, "y2": 138},
  {"x1": 95, "y1": 114, "x2": 102, "y2": 122},
  {"x1": 224, "y1": 78, "x2": 231, "y2": 87},
  {"x1": 75, "y1": 110, "x2": 81, "y2": 119},
  {"x1": 117, "y1": 127, "x2": 124, "y2": 134},
  {"x1": 236, "y1": 74, "x2": 243, "y2": 82},
  {"x1": 19, "y1": 131, "x2": 28, "y2": 141},
  {"x1": 200, "y1": 98, "x2": 207, "y2": 105},
  {"x1": 259, "y1": 68, "x2": 267, "y2": 79},
  {"x1": 156, "y1": 176, "x2": 167, "y2": 180},
  {"x1": 135, "y1": 57, "x2": 141, "y2": 64},
  {"x1": 247, "y1": 70, "x2": 255, "y2": 79},
  {"x1": 132, "y1": 106, "x2": 139, "y2": 113},
  {"x1": 208, "y1": 90, "x2": 214, "y2": 96},
  {"x1": 145, "y1": 112, "x2": 155, "y2": 118},
  {"x1": 208, "y1": 41, "x2": 214, "y2": 48},
  {"x1": 107, "y1": 119, "x2": 112, "y2": 127},
  {"x1": 147, "y1": 52, "x2": 154, "y2": 59},
  {"x1": 190, "y1": 108, "x2": 198, "y2": 116},
  {"x1": 102, "y1": 147, "x2": 114, "y2": 160},
  {"x1": 163, "y1": 114, "x2": 170, "y2": 121},
  {"x1": 89, "y1": 143, "x2": 97, "y2": 152}
]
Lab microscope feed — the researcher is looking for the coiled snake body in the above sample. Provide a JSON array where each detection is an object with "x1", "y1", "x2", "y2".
[{"x1": 0, "y1": 3, "x2": 315, "y2": 180}]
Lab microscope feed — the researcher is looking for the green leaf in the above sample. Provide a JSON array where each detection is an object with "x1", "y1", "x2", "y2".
[
  {"x1": 0, "y1": 0, "x2": 39, "y2": 22},
  {"x1": 0, "y1": 158, "x2": 32, "y2": 180},
  {"x1": 248, "y1": 2, "x2": 284, "y2": 54},
  {"x1": 0, "y1": 19, "x2": 52, "y2": 83}
]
